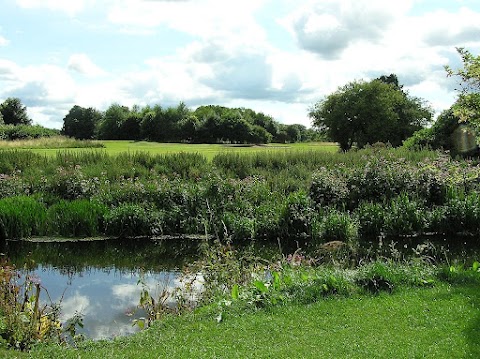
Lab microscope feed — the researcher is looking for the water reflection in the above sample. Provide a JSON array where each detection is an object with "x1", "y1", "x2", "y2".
[{"x1": 6, "y1": 238, "x2": 199, "y2": 340}]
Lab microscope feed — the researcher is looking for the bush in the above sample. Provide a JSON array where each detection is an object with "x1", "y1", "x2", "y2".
[
  {"x1": 441, "y1": 192, "x2": 480, "y2": 235},
  {"x1": 279, "y1": 191, "x2": 314, "y2": 248},
  {"x1": 318, "y1": 210, "x2": 358, "y2": 243},
  {"x1": 356, "y1": 202, "x2": 385, "y2": 237},
  {"x1": 104, "y1": 203, "x2": 163, "y2": 237},
  {"x1": 310, "y1": 167, "x2": 349, "y2": 207},
  {"x1": 384, "y1": 194, "x2": 425, "y2": 236},
  {"x1": 355, "y1": 261, "x2": 435, "y2": 293}
]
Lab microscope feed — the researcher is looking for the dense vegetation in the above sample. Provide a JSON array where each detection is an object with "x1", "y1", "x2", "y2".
[{"x1": 0, "y1": 147, "x2": 479, "y2": 249}]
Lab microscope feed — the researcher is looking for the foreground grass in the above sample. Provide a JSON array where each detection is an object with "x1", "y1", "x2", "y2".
[
  {"x1": 23, "y1": 141, "x2": 339, "y2": 160},
  {"x1": 7, "y1": 283, "x2": 478, "y2": 359}
]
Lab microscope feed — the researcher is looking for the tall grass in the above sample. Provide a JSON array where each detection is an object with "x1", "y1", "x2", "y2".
[
  {"x1": 0, "y1": 135, "x2": 103, "y2": 148},
  {"x1": 0, "y1": 196, "x2": 47, "y2": 239},
  {"x1": 46, "y1": 200, "x2": 108, "y2": 237}
]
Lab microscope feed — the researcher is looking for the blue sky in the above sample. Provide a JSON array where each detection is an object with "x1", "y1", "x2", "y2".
[{"x1": 1, "y1": 0, "x2": 479, "y2": 129}]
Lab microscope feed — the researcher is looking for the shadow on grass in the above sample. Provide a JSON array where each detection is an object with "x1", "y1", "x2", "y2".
[{"x1": 440, "y1": 281, "x2": 480, "y2": 358}]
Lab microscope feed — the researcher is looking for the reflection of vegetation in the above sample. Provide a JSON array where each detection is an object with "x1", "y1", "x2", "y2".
[{"x1": 6, "y1": 238, "x2": 199, "y2": 272}]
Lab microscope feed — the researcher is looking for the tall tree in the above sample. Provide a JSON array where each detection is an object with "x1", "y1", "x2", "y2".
[
  {"x1": 0, "y1": 97, "x2": 32, "y2": 125},
  {"x1": 62, "y1": 105, "x2": 102, "y2": 139},
  {"x1": 309, "y1": 76, "x2": 432, "y2": 151},
  {"x1": 96, "y1": 104, "x2": 130, "y2": 140}
]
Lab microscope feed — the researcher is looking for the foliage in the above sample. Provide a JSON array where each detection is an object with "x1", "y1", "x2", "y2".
[
  {"x1": 403, "y1": 107, "x2": 478, "y2": 155},
  {"x1": 0, "y1": 98, "x2": 31, "y2": 126},
  {"x1": 445, "y1": 47, "x2": 480, "y2": 131},
  {"x1": 318, "y1": 210, "x2": 358, "y2": 243},
  {"x1": 0, "y1": 260, "x2": 65, "y2": 351},
  {"x1": 61, "y1": 106, "x2": 102, "y2": 140},
  {"x1": 57, "y1": 102, "x2": 312, "y2": 144},
  {"x1": 310, "y1": 75, "x2": 433, "y2": 151},
  {"x1": 0, "y1": 125, "x2": 59, "y2": 141},
  {"x1": 46, "y1": 200, "x2": 107, "y2": 237},
  {"x1": 104, "y1": 203, "x2": 163, "y2": 237},
  {"x1": 355, "y1": 261, "x2": 436, "y2": 293},
  {"x1": 0, "y1": 196, "x2": 46, "y2": 239}
]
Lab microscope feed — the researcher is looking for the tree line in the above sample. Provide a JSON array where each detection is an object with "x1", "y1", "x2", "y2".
[
  {"x1": 2, "y1": 47, "x2": 478, "y2": 149},
  {"x1": 62, "y1": 103, "x2": 321, "y2": 144}
]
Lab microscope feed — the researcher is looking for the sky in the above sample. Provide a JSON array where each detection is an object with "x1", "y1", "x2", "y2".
[{"x1": 1, "y1": 0, "x2": 480, "y2": 130}]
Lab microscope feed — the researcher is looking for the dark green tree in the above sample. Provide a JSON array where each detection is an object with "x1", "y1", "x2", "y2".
[
  {"x1": 0, "y1": 97, "x2": 32, "y2": 125},
  {"x1": 309, "y1": 77, "x2": 432, "y2": 151},
  {"x1": 96, "y1": 104, "x2": 130, "y2": 140},
  {"x1": 61, "y1": 105, "x2": 102, "y2": 139}
]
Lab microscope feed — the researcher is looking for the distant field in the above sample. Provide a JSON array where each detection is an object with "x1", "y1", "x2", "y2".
[{"x1": 10, "y1": 141, "x2": 339, "y2": 159}]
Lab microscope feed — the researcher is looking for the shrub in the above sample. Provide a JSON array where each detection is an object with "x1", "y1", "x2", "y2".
[
  {"x1": 0, "y1": 260, "x2": 62, "y2": 350},
  {"x1": 441, "y1": 191, "x2": 480, "y2": 235},
  {"x1": 318, "y1": 210, "x2": 358, "y2": 243},
  {"x1": 222, "y1": 212, "x2": 255, "y2": 242},
  {"x1": 279, "y1": 191, "x2": 314, "y2": 248},
  {"x1": 384, "y1": 194, "x2": 425, "y2": 236},
  {"x1": 310, "y1": 166, "x2": 349, "y2": 207},
  {"x1": 356, "y1": 201, "x2": 386, "y2": 237},
  {"x1": 284, "y1": 268, "x2": 354, "y2": 303},
  {"x1": 104, "y1": 203, "x2": 163, "y2": 237}
]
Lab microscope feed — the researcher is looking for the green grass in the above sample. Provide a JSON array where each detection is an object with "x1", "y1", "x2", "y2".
[
  {"x1": 23, "y1": 141, "x2": 339, "y2": 160},
  {"x1": 11, "y1": 283, "x2": 479, "y2": 359}
]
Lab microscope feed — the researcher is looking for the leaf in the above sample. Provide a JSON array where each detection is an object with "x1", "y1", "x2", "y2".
[
  {"x1": 472, "y1": 261, "x2": 480, "y2": 272},
  {"x1": 215, "y1": 313, "x2": 223, "y2": 323},
  {"x1": 253, "y1": 280, "x2": 268, "y2": 293},
  {"x1": 231, "y1": 284, "x2": 239, "y2": 300},
  {"x1": 272, "y1": 271, "x2": 281, "y2": 290}
]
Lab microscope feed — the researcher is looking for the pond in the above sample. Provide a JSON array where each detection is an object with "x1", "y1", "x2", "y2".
[{"x1": 4, "y1": 238, "x2": 200, "y2": 340}]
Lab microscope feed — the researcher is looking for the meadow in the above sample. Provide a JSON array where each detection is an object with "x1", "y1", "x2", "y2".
[
  {"x1": 15, "y1": 139, "x2": 338, "y2": 159},
  {"x1": 0, "y1": 138, "x2": 479, "y2": 356}
]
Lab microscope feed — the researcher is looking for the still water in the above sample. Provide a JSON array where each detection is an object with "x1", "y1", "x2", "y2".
[{"x1": 5, "y1": 238, "x2": 199, "y2": 340}]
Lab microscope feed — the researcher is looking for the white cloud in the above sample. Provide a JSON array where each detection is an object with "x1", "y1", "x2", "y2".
[
  {"x1": 282, "y1": 0, "x2": 414, "y2": 59},
  {"x1": 421, "y1": 7, "x2": 480, "y2": 46},
  {"x1": 67, "y1": 54, "x2": 106, "y2": 77},
  {"x1": 107, "y1": 0, "x2": 269, "y2": 45},
  {"x1": 60, "y1": 292, "x2": 90, "y2": 321}
]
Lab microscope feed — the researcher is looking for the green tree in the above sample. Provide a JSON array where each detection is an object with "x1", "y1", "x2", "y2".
[
  {"x1": 61, "y1": 105, "x2": 102, "y2": 139},
  {"x1": 309, "y1": 76, "x2": 432, "y2": 151},
  {"x1": 445, "y1": 47, "x2": 480, "y2": 131},
  {"x1": 0, "y1": 97, "x2": 32, "y2": 125},
  {"x1": 97, "y1": 104, "x2": 130, "y2": 140}
]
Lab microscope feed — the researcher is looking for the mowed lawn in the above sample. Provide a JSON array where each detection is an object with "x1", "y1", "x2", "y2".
[
  {"x1": 3, "y1": 284, "x2": 477, "y2": 359},
  {"x1": 22, "y1": 141, "x2": 339, "y2": 160}
]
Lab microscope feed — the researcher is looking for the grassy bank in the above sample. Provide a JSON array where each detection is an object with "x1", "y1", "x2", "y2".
[{"x1": 10, "y1": 283, "x2": 477, "y2": 359}]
